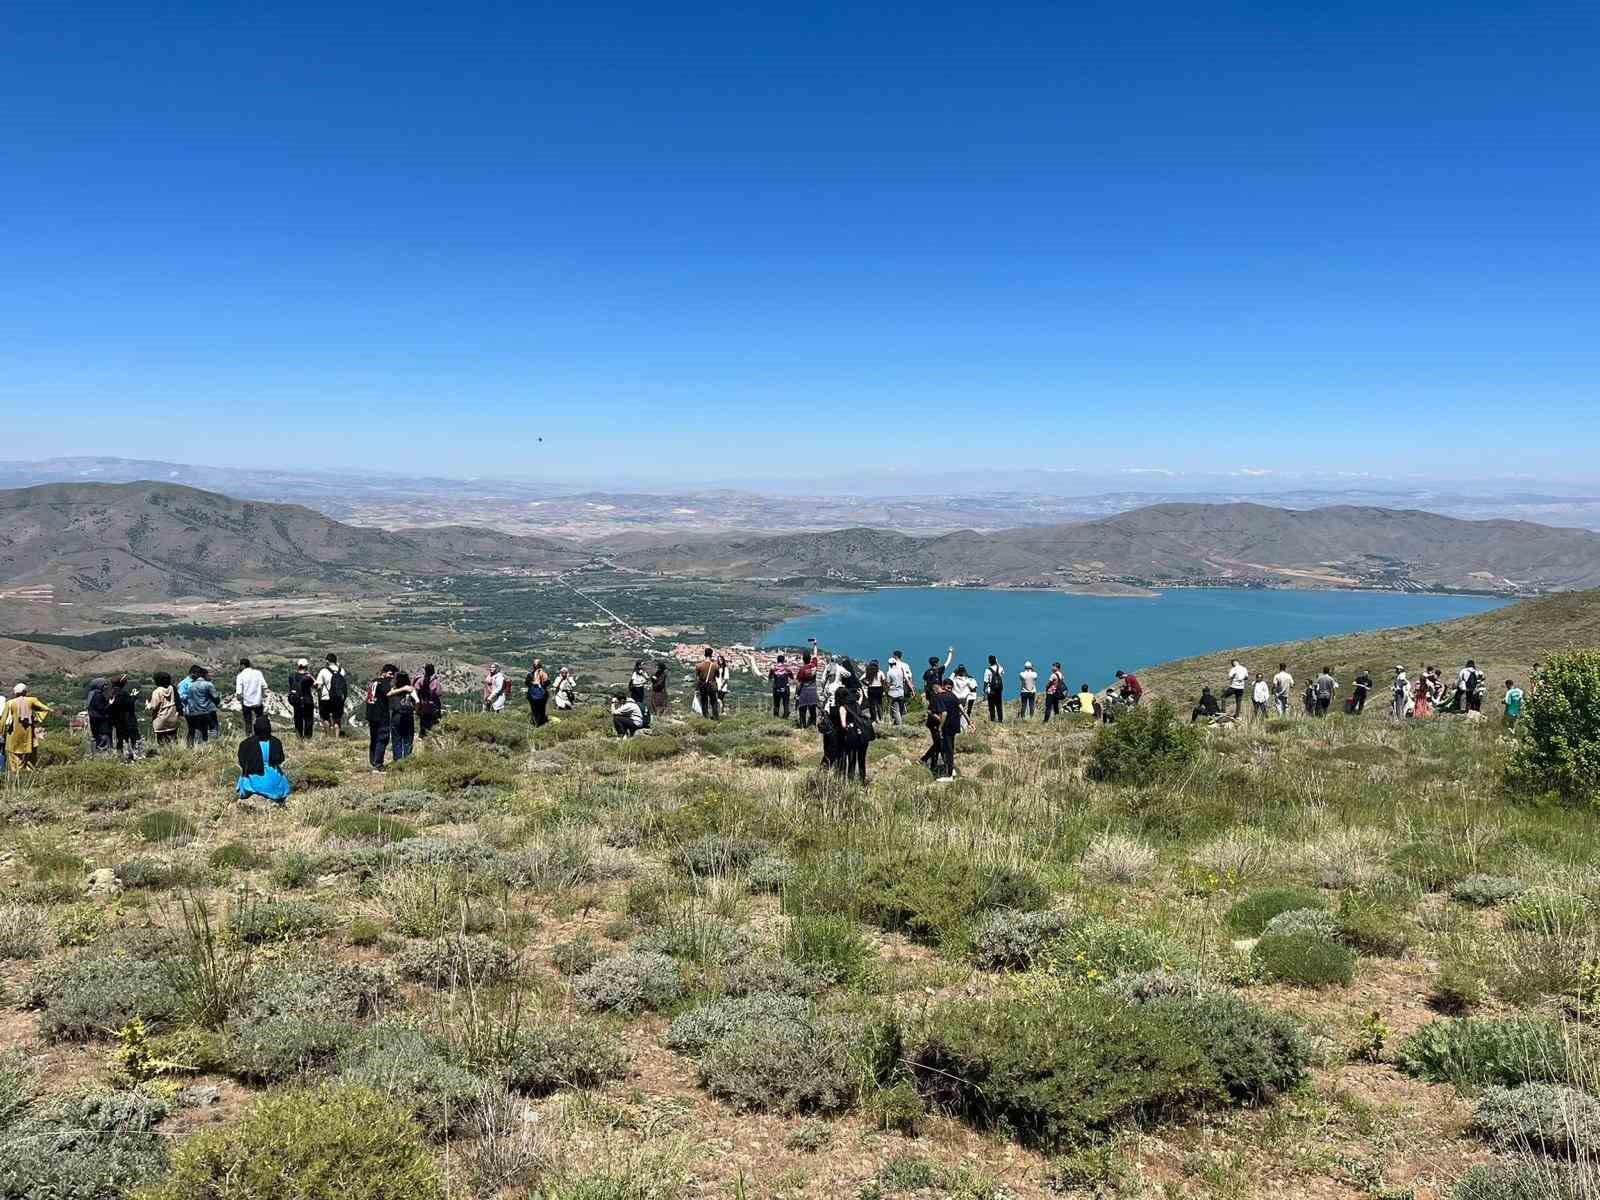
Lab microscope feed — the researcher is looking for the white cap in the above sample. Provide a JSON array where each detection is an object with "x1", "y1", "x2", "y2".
[{"x1": 297, "y1": 658, "x2": 309, "y2": 668}]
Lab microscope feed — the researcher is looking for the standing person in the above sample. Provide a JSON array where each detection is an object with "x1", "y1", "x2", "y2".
[
  {"x1": 365, "y1": 664, "x2": 396, "y2": 772},
  {"x1": 85, "y1": 677, "x2": 114, "y2": 753},
  {"x1": 1461, "y1": 660, "x2": 1486, "y2": 713},
  {"x1": 1224, "y1": 660, "x2": 1249, "y2": 718},
  {"x1": 695, "y1": 648, "x2": 721, "y2": 719},
  {"x1": 1391, "y1": 667, "x2": 1410, "y2": 721},
  {"x1": 1043, "y1": 663, "x2": 1065, "y2": 722},
  {"x1": 1271, "y1": 663, "x2": 1295, "y2": 718},
  {"x1": 951, "y1": 665, "x2": 977, "y2": 720},
  {"x1": 610, "y1": 692, "x2": 645, "y2": 737},
  {"x1": 715, "y1": 653, "x2": 732, "y2": 715},
  {"x1": 185, "y1": 668, "x2": 220, "y2": 743},
  {"x1": 1251, "y1": 674, "x2": 1270, "y2": 721},
  {"x1": 109, "y1": 675, "x2": 141, "y2": 760},
  {"x1": 885, "y1": 651, "x2": 914, "y2": 726},
  {"x1": 316, "y1": 654, "x2": 348, "y2": 737},
  {"x1": 236, "y1": 716, "x2": 290, "y2": 804},
  {"x1": 1115, "y1": 670, "x2": 1143, "y2": 705},
  {"x1": 234, "y1": 658, "x2": 268, "y2": 735},
  {"x1": 983, "y1": 655, "x2": 1005, "y2": 723},
  {"x1": 923, "y1": 648, "x2": 954, "y2": 704},
  {"x1": 1349, "y1": 669, "x2": 1373, "y2": 715},
  {"x1": 835, "y1": 681, "x2": 871, "y2": 784},
  {"x1": 1411, "y1": 670, "x2": 1432, "y2": 718},
  {"x1": 483, "y1": 663, "x2": 508, "y2": 714},
  {"x1": 931, "y1": 677, "x2": 963, "y2": 779},
  {"x1": 417, "y1": 664, "x2": 444, "y2": 736},
  {"x1": 525, "y1": 661, "x2": 550, "y2": 727},
  {"x1": 1017, "y1": 661, "x2": 1038, "y2": 720},
  {"x1": 287, "y1": 659, "x2": 316, "y2": 741},
  {"x1": 794, "y1": 652, "x2": 819, "y2": 728},
  {"x1": 1503, "y1": 679, "x2": 1524, "y2": 727},
  {"x1": 1076, "y1": 681, "x2": 1098, "y2": 719},
  {"x1": 863, "y1": 660, "x2": 885, "y2": 724},
  {"x1": 1313, "y1": 667, "x2": 1338, "y2": 717},
  {"x1": 769, "y1": 655, "x2": 793, "y2": 718},
  {"x1": 176, "y1": 667, "x2": 195, "y2": 746},
  {"x1": 4, "y1": 684, "x2": 50, "y2": 771},
  {"x1": 388, "y1": 670, "x2": 418, "y2": 760},
  {"x1": 628, "y1": 661, "x2": 652, "y2": 728},
  {"x1": 649, "y1": 661, "x2": 669, "y2": 717},
  {"x1": 146, "y1": 672, "x2": 180, "y2": 748},
  {"x1": 552, "y1": 667, "x2": 577, "y2": 712}
]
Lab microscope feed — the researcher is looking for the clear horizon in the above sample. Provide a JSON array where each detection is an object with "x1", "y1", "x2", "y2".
[{"x1": 3, "y1": 2, "x2": 1596, "y2": 475}]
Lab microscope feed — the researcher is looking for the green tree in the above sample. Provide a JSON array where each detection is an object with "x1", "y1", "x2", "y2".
[{"x1": 1505, "y1": 649, "x2": 1600, "y2": 804}]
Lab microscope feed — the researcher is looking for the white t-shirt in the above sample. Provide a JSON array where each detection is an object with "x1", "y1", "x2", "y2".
[
  {"x1": 1252, "y1": 680, "x2": 1271, "y2": 703},
  {"x1": 1227, "y1": 664, "x2": 1250, "y2": 690},
  {"x1": 1272, "y1": 670, "x2": 1294, "y2": 697},
  {"x1": 314, "y1": 665, "x2": 342, "y2": 701},
  {"x1": 612, "y1": 699, "x2": 644, "y2": 728},
  {"x1": 235, "y1": 668, "x2": 267, "y2": 707},
  {"x1": 886, "y1": 660, "x2": 913, "y2": 698},
  {"x1": 951, "y1": 674, "x2": 976, "y2": 700},
  {"x1": 486, "y1": 671, "x2": 507, "y2": 711},
  {"x1": 1019, "y1": 668, "x2": 1038, "y2": 694},
  {"x1": 983, "y1": 664, "x2": 1004, "y2": 691}
]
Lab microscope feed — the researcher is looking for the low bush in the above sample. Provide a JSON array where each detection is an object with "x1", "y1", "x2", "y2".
[
  {"x1": 696, "y1": 1005, "x2": 885, "y2": 1115},
  {"x1": 0, "y1": 903, "x2": 48, "y2": 960},
  {"x1": 1473, "y1": 1083, "x2": 1600, "y2": 1157},
  {"x1": 440, "y1": 712, "x2": 530, "y2": 751},
  {"x1": 395, "y1": 934, "x2": 516, "y2": 989},
  {"x1": 1452, "y1": 874, "x2": 1528, "y2": 906},
  {"x1": 321, "y1": 812, "x2": 418, "y2": 842},
  {"x1": 467, "y1": 1019, "x2": 628, "y2": 1096},
  {"x1": 746, "y1": 854, "x2": 793, "y2": 893},
  {"x1": 634, "y1": 909, "x2": 752, "y2": 967},
  {"x1": 1225, "y1": 887, "x2": 1325, "y2": 936},
  {"x1": 738, "y1": 740, "x2": 797, "y2": 768},
  {"x1": 134, "y1": 808, "x2": 196, "y2": 843},
  {"x1": 291, "y1": 755, "x2": 346, "y2": 790},
  {"x1": 113, "y1": 856, "x2": 204, "y2": 890},
  {"x1": 269, "y1": 849, "x2": 318, "y2": 889},
  {"x1": 723, "y1": 954, "x2": 827, "y2": 998},
  {"x1": 134, "y1": 1084, "x2": 444, "y2": 1200},
  {"x1": 1252, "y1": 932, "x2": 1355, "y2": 987},
  {"x1": 615, "y1": 735, "x2": 681, "y2": 762},
  {"x1": 1041, "y1": 914, "x2": 1190, "y2": 984},
  {"x1": 229, "y1": 898, "x2": 336, "y2": 943},
  {"x1": 1084, "y1": 700, "x2": 1201, "y2": 785},
  {"x1": 1334, "y1": 890, "x2": 1411, "y2": 957},
  {"x1": 1504, "y1": 888, "x2": 1590, "y2": 934},
  {"x1": 1100, "y1": 968, "x2": 1218, "y2": 1006},
  {"x1": 1079, "y1": 832, "x2": 1158, "y2": 885},
  {"x1": 389, "y1": 747, "x2": 517, "y2": 793},
  {"x1": 208, "y1": 840, "x2": 269, "y2": 870},
  {"x1": 1261, "y1": 907, "x2": 1339, "y2": 940},
  {"x1": 2, "y1": 1086, "x2": 171, "y2": 1200},
  {"x1": 666, "y1": 994, "x2": 813, "y2": 1056},
  {"x1": 904, "y1": 991, "x2": 1222, "y2": 1151},
  {"x1": 222, "y1": 959, "x2": 392, "y2": 1083},
  {"x1": 1450, "y1": 1162, "x2": 1600, "y2": 1200},
  {"x1": 35, "y1": 759, "x2": 126, "y2": 796},
  {"x1": 670, "y1": 834, "x2": 768, "y2": 878},
  {"x1": 781, "y1": 913, "x2": 877, "y2": 986},
  {"x1": 971, "y1": 909, "x2": 1071, "y2": 972},
  {"x1": 1397, "y1": 1017, "x2": 1581, "y2": 1090},
  {"x1": 338, "y1": 1024, "x2": 486, "y2": 1138},
  {"x1": 572, "y1": 951, "x2": 683, "y2": 1014},
  {"x1": 26, "y1": 931, "x2": 183, "y2": 1040},
  {"x1": 551, "y1": 935, "x2": 601, "y2": 977},
  {"x1": 1147, "y1": 994, "x2": 1309, "y2": 1103},
  {"x1": 1503, "y1": 648, "x2": 1600, "y2": 804}
]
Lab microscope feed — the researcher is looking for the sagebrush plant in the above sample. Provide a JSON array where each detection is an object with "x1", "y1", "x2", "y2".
[
  {"x1": 1079, "y1": 831, "x2": 1159, "y2": 885},
  {"x1": 1397, "y1": 1016, "x2": 1585, "y2": 1090},
  {"x1": 1252, "y1": 931, "x2": 1356, "y2": 988},
  {"x1": 1473, "y1": 1083, "x2": 1600, "y2": 1157},
  {"x1": 572, "y1": 951, "x2": 684, "y2": 1014}
]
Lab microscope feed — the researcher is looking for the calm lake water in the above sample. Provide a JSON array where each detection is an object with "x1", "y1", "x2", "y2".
[{"x1": 759, "y1": 588, "x2": 1509, "y2": 694}]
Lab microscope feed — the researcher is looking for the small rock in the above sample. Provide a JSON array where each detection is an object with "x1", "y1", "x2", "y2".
[
  {"x1": 179, "y1": 1085, "x2": 221, "y2": 1108},
  {"x1": 83, "y1": 868, "x2": 122, "y2": 897},
  {"x1": 1231, "y1": 937, "x2": 1259, "y2": 953},
  {"x1": 315, "y1": 873, "x2": 341, "y2": 888}
]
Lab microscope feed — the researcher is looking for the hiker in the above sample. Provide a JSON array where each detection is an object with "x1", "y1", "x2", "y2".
[
  {"x1": 983, "y1": 655, "x2": 1005, "y2": 723},
  {"x1": 951, "y1": 665, "x2": 977, "y2": 720},
  {"x1": 1076, "y1": 682, "x2": 1098, "y2": 718},
  {"x1": 863, "y1": 659, "x2": 885, "y2": 723},
  {"x1": 236, "y1": 716, "x2": 290, "y2": 804},
  {"x1": 1503, "y1": 679, "x2": 1524, "y2": 727},
  {"x1": 1224, "y1": 660, "x2": 1249, "y2": 717},
  {"x1": 4, "y1": 684, "x2": 50, "y2": 771},
  {"x1": 85, "y1": 677, "x2": 113, "y2": 753},
  {"x1": 235, "y1": 658, "x2": 268, "y2": 735},
  {"x1": 885, "y1": 650, "x2": 914, "y2": 726},
  {"x1": 1017, "y1": 661, "x2": 1038, "y2": 719},
  {"x1": 146, "y1": 672, "x2": 180, "y2": 747},
  {"x1": 183, "y1": 667, "x2": 220, "y2": 744},
  {"x1": 483, "y1": 663, "x2": 508, "y2": 713},
  {"x1": 649, "y1": 662, "x2": 669, "y2": 716},
  {"x1": 109, "y1": 675, "x2": 141, "y2": 760},
  {"x1": 1251, "y1": 674, "x2": 1270, "y2": 720},
  {"x1": 287, "y1": 659, "x2": 317, "y2": 740},
  {"x1": 316, "y1": 654, "x2": 348, "y2": 737},
  {"x1": 1459, "y1": 660, "x2": 1486, "y2": 713},
  {"x1": 611, "y1": 692, "x2": 645, "y2": 737},
  {"x1": 694, "y1": 647, "x2": 721, "y2": 719},
  {"x1": 1271, "y1": 663, "x2": 1294, "y2": 717},
  {"x1": 832, "y1": 679, "x2": 871, "y2": 784},
  {"x1": 629, "y1": 660, "x2": 652, "y2": 728},
  {"x1": 365, "y1": 664, "x2": 396, "y2": 771},
  {"x1": 1042, "y1": 663, "x2": 1065, "y2": 722},
  {"x1": 552, "y1": 667, "x2": 577, "y2": 712},
  {"x1": 716, "y1": 653, "x2": 732, "y2": 714},
  {"x1": 794, "y1": 652, "x2": 819, "y2": 728},
  {"x1": 1115, "y1": 670, "x2": 1143, "y2": 705},
  {"x1": 525, "y1": 660, "x2": 551, "y2": 727},
  {"x1": 930, "y1": 676, "x2": 963, "y2": 779},
  {"x1": 769, "y1": 655, "x2": 793, "y2": 718},
  {"x1": 1349, "y1": 669, "x2": 1373, "y2": 715},
  {"x1": 1313, "y1": 667, "x2": 1338, "y2": 717},
  {"x1": 1100, "y1": 684, "x2": 1121, "y2": 723},
  {"x1": 176, "y1": 667, "x2": 196, "y2": 745},
  {"x1": 923, "y1": 648, "x2": 954, "y2": 703},
  {"x1": 1391, "y1": 667, "x2": 1410, "y2": 720},
  {"x1": 1302, "y1": 681, "x2": 1317, "y2": 717},
  {"x1": 388, "y1": 670, "x2": 418, "y2": 760},
  {"x1": 417, "y1": 664, "x2": 444, "y2": 735},
  {"x1": 1191, "y1": 686, "x2": 1221, "y2": 723}
]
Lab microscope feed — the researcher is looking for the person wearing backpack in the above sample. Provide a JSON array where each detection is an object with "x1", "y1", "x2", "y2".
[
  {"x1": 85, "y1": 677, "x2": 114, "y2": 753},
  {"x1": 365, "y1": 664, "x2": 396, "y2": 772},
  {"x1": 388, "y1": 670, "x2": 419, "y2": 760},
  {"x1": 1313, "y1": 667, "x2": 1338, "y2": 717},
  {"x1": 525, "y1": 660, "x2": 551, "y2": 727},
  {"x1": 1461, "y1": 659, "x2": 1486, "y2": 713},
  {"x1": 316, "y1": 654, "x2": 348, "y2": 737},
  {"x1": 287, "y1": 659, "x2": 316, "y2": 741},
  {"x1": 983, "y1": 655, "x2": 1005, "y2": 723},
  {"x1": 793, "y1": 652, "x2": 818, "y2": 728},
  {"x1": 417, "y1": 663, "x2": 444, "y2": 737},
  {"x1": 1042, "y1": 663, "x2": 1065, "y2": 722}
]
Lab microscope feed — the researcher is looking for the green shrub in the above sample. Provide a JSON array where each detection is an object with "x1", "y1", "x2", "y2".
[
  {"x1": 395, "y1": 934, "x2": 516, "y2": 988},
  {"x1": 746, "y1": 854, "x2": 793, "y2": 893},
  {"x1": 1450, "y1": 1162, "x2": 1600, "y2": 1200},
  {"x1": 1473, "y1": 1083, "x2": 1600, "y2": 1157},
  {"x1": 1, "y1": 1086, "x2": 171, "y2": 1200},
  {"x1": 1505, "y1": 649, "x2": 1600, "y2": 804},
  {"x1": 229, "y1": 898, "x2": 336, "y2": 943},
  {"x1": 781, "y1": 913, "x2": 877, "y2": 986},
  {"x1": 1334, "y1": 891, "x2": 1411, "y2": 957},
  {"x1": 0, "y1": 903, "x2": 48, "y2": 961},
  {"x1": 970, "y1": 909, "x2": 1071, "y2": 971},
  {"x1": 666, "y1": 994, "x2": 813, "y2": 1056},
  {"x1": 440, "y1": 712, "x2": 531, "y2": 751},
  {"x1": 904, "y1": 991, "x2": 1222, "y2": 1151},
  {"x1": 696, "y1": 1006, "x2": 884, "y2": 1114},
  {"x1": 134, "y1": 808, "x2": 196, "y2": 843},
  {"x1": 291, "y1": 755, "x2": 346, "y2": 790},
  {"x1": 551, "y1": 936, "x2": 601, "y2": 977},
  {"x1": 1100, "y1": 968, "x2": 1218, "y2": 1006},
  {"x1": 670, "y1": 834, "x2": 768, "y2": 878},
  {"x1": 26, "y1": 932, "x2": 183, "y2": 1041},
  {"x1": 321, "y1": 812, "x2": 418, "y2": 842},
  {"x1": 389, "y1": 747, "x2": 517, "y2": 793},
  {"x1": 134, "y1": 1084, "x2": 444, "y2": 1200},
  {"x1": 723, "y1": 954, "x2": 826, "y2": 998},
  {"x1": 208, "y1": 841, "x2": 269, "y2": 870},
  {"x1": 1041, "y1": 915, "x2": 1190, "y2": 984},
  {"x1": 464, "y1": 1019, "x2": 628, "y2": 1096},
  {"x1": 269, "y1": 849, "x2": 318, "y2": 889},
  {"x1": 1225, "y1": 888, "x2": 1325, "y2": 936},
  {"x1": 1452, "y1": 874, "x2": 1528, "y2": 906},
  {"x1": 1398, "y1": 1017, "x2": 1581, "y2": 1089},
  {"x1": 572, "y1": 951, "x2": 683, "y2": 1014},
  {"x1": 1252, "y1": 932, "x2": 1355, "y2": 987},
  {"x1": 1147, "y1": 994, "x2": 1309, "y2": 1103},
  {"x1": 35, "y1": 759, "x2": 126, "y2": 796},
  {"x1": 337, "y1": 1024, "x2": 486, "y2": 1138},
  {"x1": 1261, "y1": 907, "x2": 1338, "y2": 940},
  {"x1": 1084, "y1": 700, "x2": 1201, "y2": 785},
  {"x1": 113, "y1": 856, "x2": 204, "y2": 890},
  {"x1": 634, "y1": 909, "x2": 752, "y2": 967},
  {"x1": 1504, "y1": 888, "x2": 1590, "y2": 934},
  {"x1": 737, "y1": 740, "x2": 796, "y2": 768},
  {"x1": 616, "y1": 735, "x2": 681, "y2": 762},
  {"x1": 222, "y1": 959, "x2": 392, "y2": 1083}
]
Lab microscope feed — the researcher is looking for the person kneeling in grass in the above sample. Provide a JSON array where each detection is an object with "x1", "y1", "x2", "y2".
[
  {"x1": 611, "y1": 692, "x2": 645, "y2": 738},
  {"x1": 237, "y1": 716, "x2": 290, "y2": 804}
]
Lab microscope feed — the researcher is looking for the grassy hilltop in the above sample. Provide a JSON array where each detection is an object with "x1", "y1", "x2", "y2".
[{"x1": 2, "y1": 591, "x2": 1599, "y2": 1199}]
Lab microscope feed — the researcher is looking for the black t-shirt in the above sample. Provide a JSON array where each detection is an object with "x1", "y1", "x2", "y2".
[
  {"x1": 932, "y1": 691, "x2": 963, "y2": 734},
  {"x1": 923, "y1": 666, "x2": 944, "y2": 699},
  {"x1": 366, "y1": 678, "x2": 391, "y2": 727}
]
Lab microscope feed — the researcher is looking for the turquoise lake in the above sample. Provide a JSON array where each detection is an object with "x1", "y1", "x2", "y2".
[{"x1": 759, "y1": 588, "x2": 1509, "y2": 694}]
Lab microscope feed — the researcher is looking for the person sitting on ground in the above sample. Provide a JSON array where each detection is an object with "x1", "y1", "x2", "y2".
[
  {"x1": 1191, "y1": 686, "x2": 1221, "y2": 723},
  {"x1": 1076, "y1": 682, "x2": 1098, "y2": 718},
  {"x1": 146, "y1": 671, "x2": 180, "y2": 747},
  {"x1": 236, "y1": 716, "x2": 290, "y2": 804},
  {"x1": 610, "y1": 692, "x2": 645, "y2": 738},
  {"x1": 1115, "y1": 669, "x2": 1143, "y2": 705},
  {"x1": 4, "y1": 684, "x2": 51, "y2": 772},
  {"x1": 1224, "y1": 660, "x2": 1249, "y2": 717},
  {"x1": 1502, "y1": 679, "x2": 1524, "y2": 727},
  {"x1": 1099, "y1": 683, "x2": 1121, "y2": 723}
]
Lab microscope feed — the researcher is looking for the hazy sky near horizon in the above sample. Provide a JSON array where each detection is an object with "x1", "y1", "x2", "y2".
[{"x1": 3, "y1": 1, "x2": 1597, "y2": 482}]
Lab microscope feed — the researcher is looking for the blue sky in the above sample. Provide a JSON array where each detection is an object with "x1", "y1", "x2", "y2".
[{"x1": 3, "y1": 0, "x2": 1596, "y2": 483}]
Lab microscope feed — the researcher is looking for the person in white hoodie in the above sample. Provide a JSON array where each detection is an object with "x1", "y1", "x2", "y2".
[
  {"x1": 1017, "y1": 661, "x2": 1038, "y2": 720},
  {"x1": 1251, "y1": 673, "x2": 1271, "y2": 721},
  {"x1": 1224, "y1": 659, "x2": 1250, "y2": 718},
  {"x1": 885, "y1": 651, "x2": 915, "y2": 726}
]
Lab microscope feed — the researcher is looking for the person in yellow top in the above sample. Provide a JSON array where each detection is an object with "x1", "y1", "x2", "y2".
[
  {"x1": 1077, "y1": 683, "x2": 1098, "y2": 718},
  {"x1": 4, "y1": 683, "x2": 51, "y2": 771}
]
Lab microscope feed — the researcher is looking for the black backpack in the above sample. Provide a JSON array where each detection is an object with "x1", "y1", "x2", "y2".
[{"x1": 329, "y1": 669, "x2": 348, "y2": 707}]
